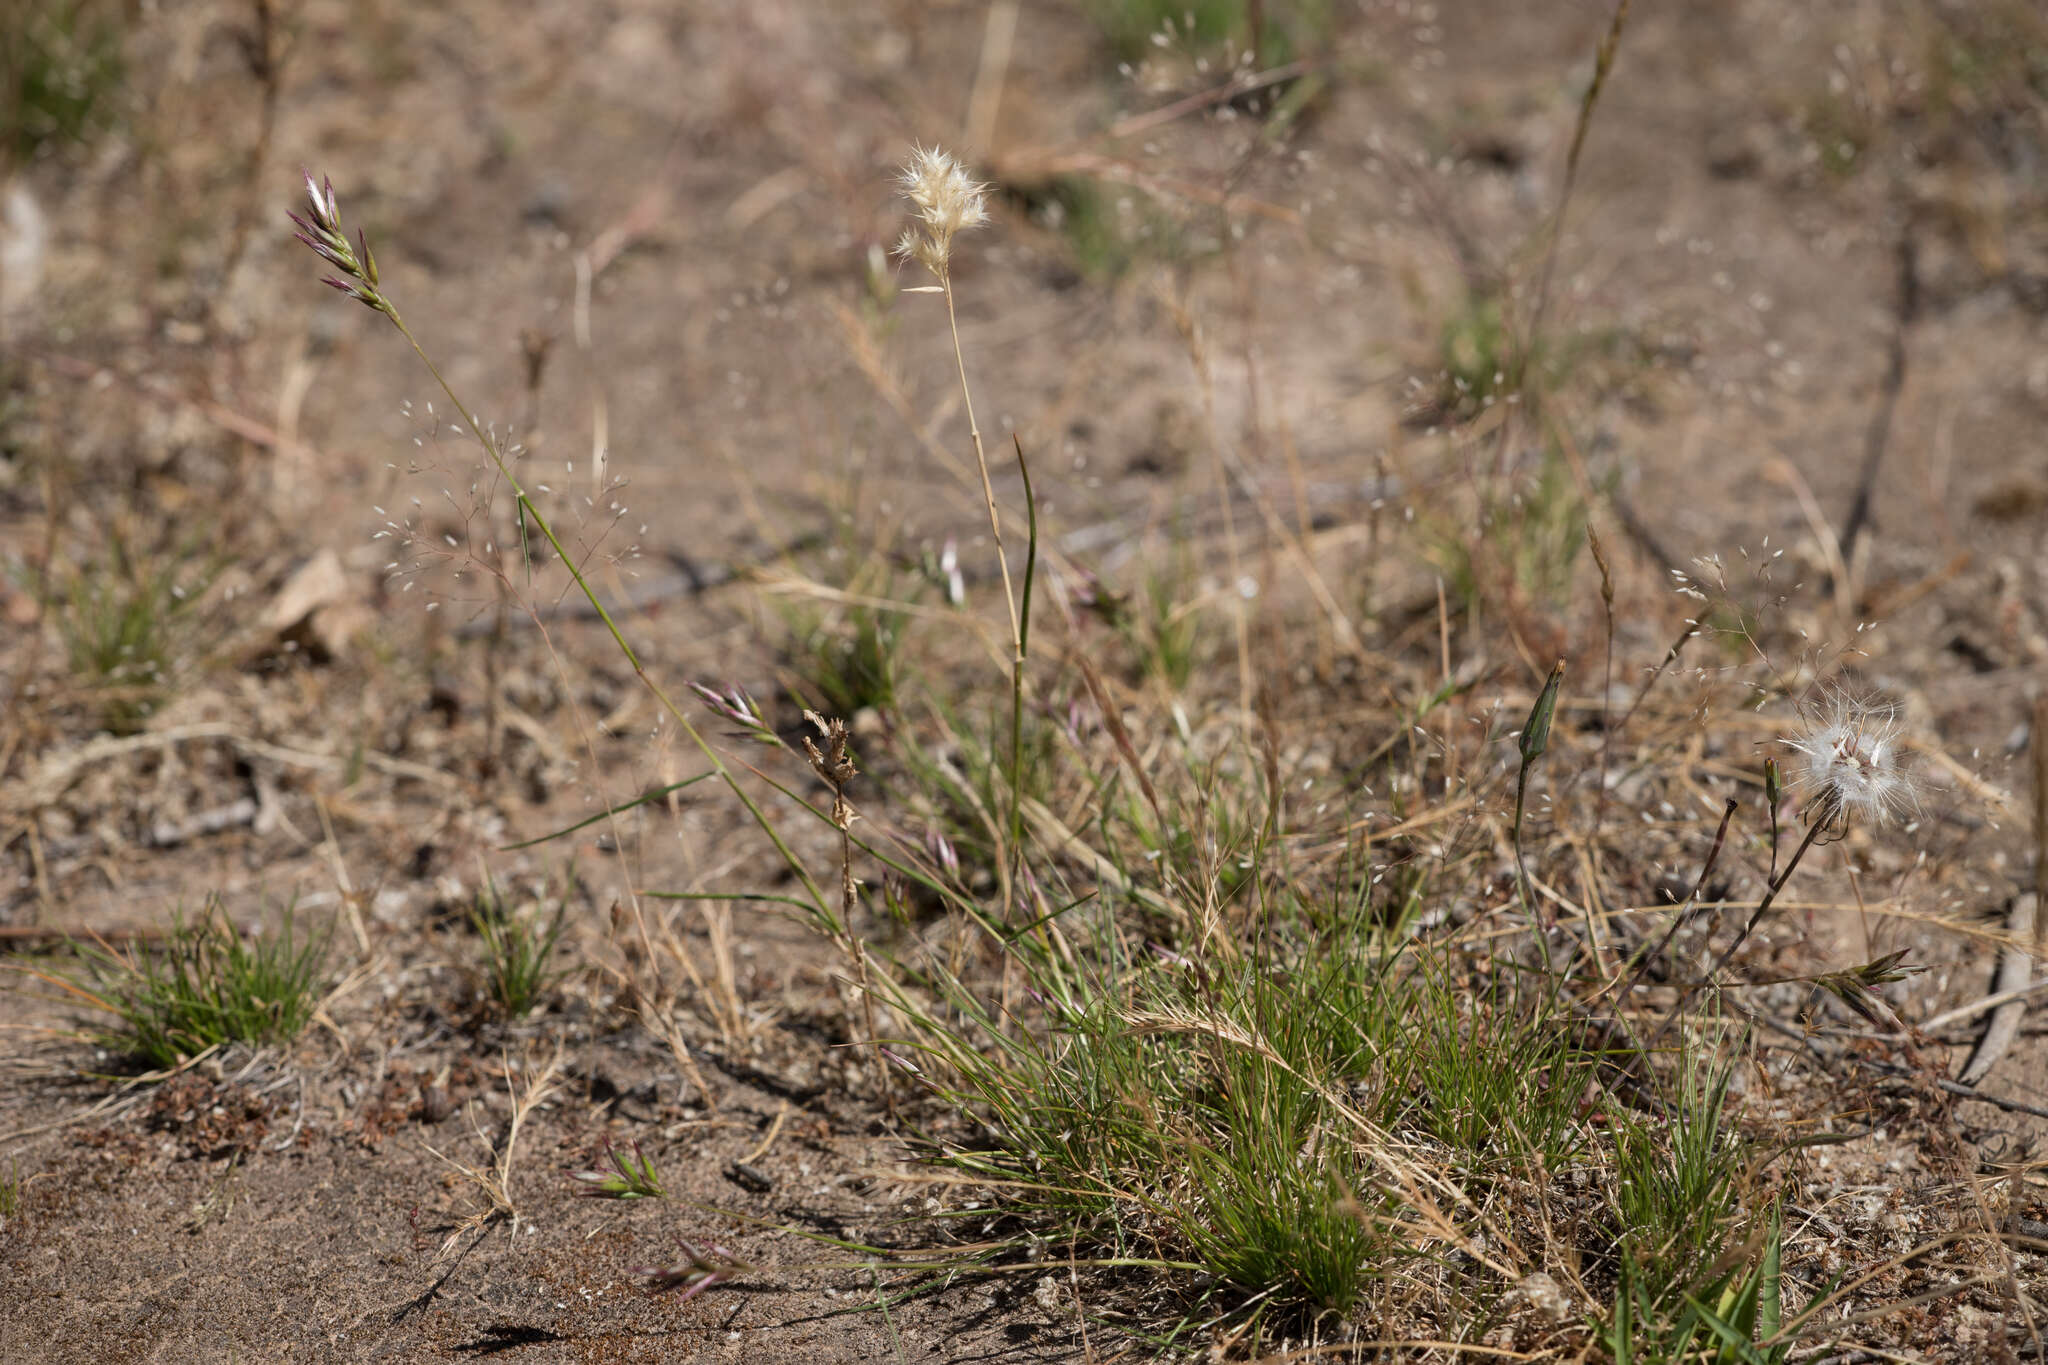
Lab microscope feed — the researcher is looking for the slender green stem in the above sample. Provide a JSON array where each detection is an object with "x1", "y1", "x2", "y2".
[{"x1": 1008, "y1": 437, "x2": 1038, "y2": 890}]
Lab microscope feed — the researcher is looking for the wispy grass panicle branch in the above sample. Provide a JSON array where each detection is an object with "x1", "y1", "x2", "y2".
[{"x1": 287, "y1": 170, "x2": 836, "y2": 936}]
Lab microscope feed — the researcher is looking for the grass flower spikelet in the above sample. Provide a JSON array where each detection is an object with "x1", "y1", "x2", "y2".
[{"x1": 287, "y1": 170, "x2": 387, "y2": 313}]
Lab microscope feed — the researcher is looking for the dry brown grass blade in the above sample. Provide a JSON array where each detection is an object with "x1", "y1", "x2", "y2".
[
  {"x1": 1104, "y1": 59, "x2": 1320, "y2": 143},
  {"x1": 1071, "y1": 650, "x2": 1163, "y2": 828}
]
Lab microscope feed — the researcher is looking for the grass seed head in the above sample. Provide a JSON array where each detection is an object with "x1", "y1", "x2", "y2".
[
  {"x1": 893, "y1": 144, "x2": 988, "y2": 283},
  {"x1": 288, "y1": 169, "x2": 389, "y2": 314}
]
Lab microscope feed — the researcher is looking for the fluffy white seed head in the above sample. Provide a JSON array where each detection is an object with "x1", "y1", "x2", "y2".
[
  {"x1": 1781, "y1": 687, "x2": 1919, "y2": 831},
  {"x1": 894, "y1": 145, "x2": 988, "y2": 282}
]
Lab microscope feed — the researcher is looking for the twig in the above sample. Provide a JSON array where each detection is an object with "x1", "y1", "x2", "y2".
[
  {"x1": 1959, "y1": 895, "x2": 2034, "y2": 1087},
  {"x1": 1936, "y1": 1078, "x2": 2048, "y2": 1123},
  {"x1": 1920, "y1": 970, "x2": 2048, "y2": 1033},
  {"x1": 10, "y1": 720, "x2": 459, "y2": 813},
  {"x1": 1837, "y1": 231, "x2": 1919, "y2": 576},
  {"x1": 1103, "y1": 59, "x2": 1318, "y2": 142}
]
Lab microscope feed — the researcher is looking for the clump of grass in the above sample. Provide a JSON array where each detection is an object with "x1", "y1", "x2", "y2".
[
  {"x1": 470, "y1": 878, "x2": 570, "y2": 1020},
  {"x1": 1, "y1": 0, "x2": 124, "y2": 164},
  {"x1": 1085, "y1": 0, "x2": 1333, "y2": 68},
  {"x1": 1405, "y1": 960, "x2": 1587, "y2": 1167},
  {"x1": 64, "y1": 901, "x2": 328, "y2": 1070},
  {"x1": 1434, "y1": 291, "x2": 1519, "y2": 419},
  {"x1": 902, "y1": 893, "x2": 1594, "y2": 1327},
  {"x1": 1429, "y1": 440, "x2": 1591, "y2": 616},
  {"x1": 1611, "y1": 1059, "x2": 1747, "y2": 1284},
  {"x1": 1608, "y1": 1222, "x2": 1792, "y2": 1365},
  {"x1": 1605, "y1": 1059, "x2": 1794, "y2": 1363},
  {"x1": 45, "y1": 532, "x2": 218, "y2": 734}
]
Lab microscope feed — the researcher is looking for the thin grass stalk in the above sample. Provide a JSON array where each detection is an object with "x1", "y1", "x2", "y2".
[
  {"x1": 1010, "y1": 434, "x2": 1038, "y2": 898},
  {"x1": 1588, "y1": 523, "x2": 1619, "y2": 833},
  {"x1": 938, "y1": 280, "x2": 1028, "y2": 920},
  {"x1": 1513, "y1": 660, "x2": 1566, "y2": 922},
  {"x1": 1520, "y1": 0, "x2": 1634, "y2": 380}
]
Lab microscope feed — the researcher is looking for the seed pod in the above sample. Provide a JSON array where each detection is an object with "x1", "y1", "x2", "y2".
[{"x1": 1520, "y1": 660, "x2": 1566, "y2": 766}]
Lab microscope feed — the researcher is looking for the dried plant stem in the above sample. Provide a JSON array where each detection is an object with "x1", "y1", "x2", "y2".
[
  {"x1": 1521, "y1": 0, "x2": 1632, "y2": 374},
  {"x1": 1605, "y1": 797, "x2": 1737, "y2": 1008},
  {"x1": 802, "y1": 712, "x2": 892, "y2": 1116},
  {"x1": 940, "y1": 281, "x2": 1030, "y2": 916},
  {"x1": 941, "y1": 287, "x2": 1021, "y2": 660},
  {"x1": 1713, "y1": 817, "x2": 1828, "y2": 972},
  {"x1": 1512, "y1": 661, "x2": 1566, "y2": 923},
  {"x1": 1646, "y1": 817, "x2": 1830, "y2": 1053},
  {"x1": 1587, "y1": 524, "x2": 1618, "y2": 833}
]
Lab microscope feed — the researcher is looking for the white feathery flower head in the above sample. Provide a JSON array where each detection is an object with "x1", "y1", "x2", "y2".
[
  {"x1": 894, "y1": 144, "x2": 989, "y2": 282},
  {"x1": 1781, "y1": 685, "x2": 1919, "y2": 831}
]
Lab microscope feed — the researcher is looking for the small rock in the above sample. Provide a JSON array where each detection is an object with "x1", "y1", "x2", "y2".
[
  {"x1": 309, "y1": 600, "x2": 376, "y2": 657},
  {"x1": 264, "y1": 550, "x2": 350, "y2": 635}
]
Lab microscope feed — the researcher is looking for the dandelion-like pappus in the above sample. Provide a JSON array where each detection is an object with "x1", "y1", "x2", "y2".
[{"x1": 1781, "y1": 687, "x2": 1920, "y2": 835}]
